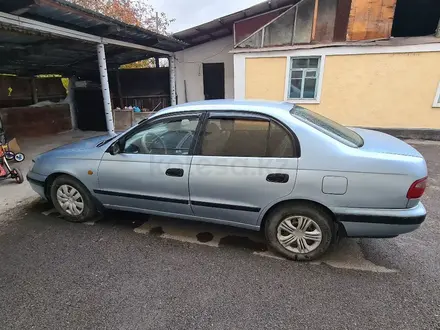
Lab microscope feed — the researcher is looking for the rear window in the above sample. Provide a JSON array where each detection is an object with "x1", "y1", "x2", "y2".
[{"x1": 290, "y1": 106, "x2": 364, "y2": 148}]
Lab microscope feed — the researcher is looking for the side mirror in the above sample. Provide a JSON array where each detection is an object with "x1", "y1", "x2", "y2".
[{"x1": 109, "y1": 141, "x2": 121, "y2": 155}]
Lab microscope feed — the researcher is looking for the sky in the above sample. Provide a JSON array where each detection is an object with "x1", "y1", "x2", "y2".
[{"x1": 147, "y1": 0, "x2": 264, "y2": 32}]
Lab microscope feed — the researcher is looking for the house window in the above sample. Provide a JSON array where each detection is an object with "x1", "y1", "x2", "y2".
[
  {"x1": 434, "y1": 82, "x2": 440, "y2": 108},
  {"x1": 288, "y1": 56, "x2": 321, "y2": 100}
]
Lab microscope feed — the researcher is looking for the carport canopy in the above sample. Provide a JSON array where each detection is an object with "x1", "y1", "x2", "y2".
[
  {"x1": 0, "y1": 0, "x2": 186, "y2": 75},
  {"x1": 0, "y1": 0, "x2": 186, "y2": 133}
]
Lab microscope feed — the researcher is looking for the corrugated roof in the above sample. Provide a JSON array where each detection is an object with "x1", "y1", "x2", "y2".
[
  {"x1": 0, "y1": 0, "x2": 187, "y2": 75},
  {"x1": 173, "y1": 0, "x2": 298, "y2": 46}
]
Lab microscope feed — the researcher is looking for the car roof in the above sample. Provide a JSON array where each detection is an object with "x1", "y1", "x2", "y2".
[{"x1": 157, "y1": 99, "x2": 295, "y2": 116}]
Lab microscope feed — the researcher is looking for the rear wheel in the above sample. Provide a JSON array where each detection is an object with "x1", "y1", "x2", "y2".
[
  {"x1": 12, "y1": 168, "x2": 23, "y2": 184},
  {"x1": 265, "y1": 204, "x2": 334, "y2": 261},
  {"x1": 14, "y1": 152, "x2": 25, "y2": 162},
  {"x1": 50, "y1": 175, "x2": 96, "y2": 222}
]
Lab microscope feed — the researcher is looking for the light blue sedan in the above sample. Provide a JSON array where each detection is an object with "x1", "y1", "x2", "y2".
[{"x1": 27, "y1": 100, "x2": 427, "y2": 261}]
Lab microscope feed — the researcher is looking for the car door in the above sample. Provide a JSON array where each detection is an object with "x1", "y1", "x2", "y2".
[
  {"x1": 96, "y1": 113, "x2": 202, "y2": 216},
  {"x1": 189, "y1": 112, "x2": 299, "y2": 226}
]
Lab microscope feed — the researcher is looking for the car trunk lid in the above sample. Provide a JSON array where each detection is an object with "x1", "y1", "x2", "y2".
[{"x1": 351, "y1": 128, "x2": 422, "y2": 158}]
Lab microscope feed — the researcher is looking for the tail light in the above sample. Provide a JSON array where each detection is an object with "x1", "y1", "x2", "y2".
[{"x1": 407, "y1": 177, "x2": 428, "y2": 199}]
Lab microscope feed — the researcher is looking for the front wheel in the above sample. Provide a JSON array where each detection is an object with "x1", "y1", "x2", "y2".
[
  {"x1": 50, "y1": 175, "x2": 97, "y2": 222},
  {"x1": 265, "y1": 204, "x2": 334, "y2": 261}
]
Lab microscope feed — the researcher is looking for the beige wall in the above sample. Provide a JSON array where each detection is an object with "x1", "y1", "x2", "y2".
[
  {"x1": 245, "y1": 57, "x2": 287, "y2": 101},
  {"x1": 244, "y1": 52, "x2": 440, "y2": 129}
]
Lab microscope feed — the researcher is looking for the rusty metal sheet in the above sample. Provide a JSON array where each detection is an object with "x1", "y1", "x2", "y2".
[
  {"x1": 347, "y1": 0, "x2": 397, "y2": 41},
  {"x1": 313, "y1": 0, "x2": 338, "y2": 42}
]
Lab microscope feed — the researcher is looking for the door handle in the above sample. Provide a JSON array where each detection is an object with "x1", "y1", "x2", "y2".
[
  {"x1": 166, "y1": 168, "x2": 184, "y2": 177},
  {"x1": 266, "y1": 173, "x2": 289, "y2": 183}
]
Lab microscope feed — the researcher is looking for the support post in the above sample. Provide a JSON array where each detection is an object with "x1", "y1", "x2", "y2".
[
  {"x1": 436, "y1": 18, "x2": 440, "y2": 38},
  {"x1": 67, "y1": 75, "x2": 78, "y2": 130},
  {"x1": 116, "y1": 69, "x2": 124, "y2": 108},
  {"x1": 155, "y1": 57, "x2": 160, "y2": 68},
  {"x1": 30, "y1": 77, "x2": 38, "y2": 104},
  {"x1": 97, "y1": 43, "x2": 115, "y2": 135},
  {"x1": 169, "y1": 55, "x2": 177, "y2": 106}
]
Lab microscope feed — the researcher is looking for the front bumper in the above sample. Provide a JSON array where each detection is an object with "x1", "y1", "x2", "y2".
[
  {"x1": 26, "y1": 171, "x2": 47, "y2": 200},
  {"x1": 334, "y1": 203, "x2": 426, "y2": 237}
]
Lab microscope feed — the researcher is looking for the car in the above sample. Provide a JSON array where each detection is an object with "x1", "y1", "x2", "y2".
[{"x1": 27, "y1": 100, "x2": 428, "y2": 261}]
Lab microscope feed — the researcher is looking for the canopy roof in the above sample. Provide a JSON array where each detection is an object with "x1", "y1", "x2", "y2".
[{"x1": 0, "y1": 0, "x2": 187, "y2": 75}]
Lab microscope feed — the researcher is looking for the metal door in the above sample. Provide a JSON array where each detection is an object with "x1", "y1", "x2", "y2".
[
  {"x1": 189, "y1": 112, "x2": 299, "y2": 226},
  {"x1": 96, "y1": 114, "x2": 201, "y2": 216}
]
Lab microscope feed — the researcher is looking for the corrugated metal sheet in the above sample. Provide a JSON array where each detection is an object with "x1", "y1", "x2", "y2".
[{"x1": 0, "y1": 0, "x2": 187, "y2": 75}]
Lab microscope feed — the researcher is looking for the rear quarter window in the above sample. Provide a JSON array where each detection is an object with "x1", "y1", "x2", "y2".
[{"x1": 290, "y1": 106, "x2": 364, "y2": 148}]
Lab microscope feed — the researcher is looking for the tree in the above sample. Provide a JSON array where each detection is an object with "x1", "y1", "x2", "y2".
[
  {"x1": 68, "y1": 0, "x2": 174, "y2": 68},
  {"x1": 69, "y1": 0, "x2": 173, "y2": 34}
]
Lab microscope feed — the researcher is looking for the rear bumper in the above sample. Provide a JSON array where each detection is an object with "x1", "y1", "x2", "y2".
[
  {"x1": 334, "y1": 203, "x2": 426, "y2": 237},
  {"x1": 26, "y1": 172, "x2": 47, "y2": 200}
]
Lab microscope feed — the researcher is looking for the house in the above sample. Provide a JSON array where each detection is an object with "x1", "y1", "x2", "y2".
[{"x1": 173, "y1": 0, "x2": 440, "y2": 137}]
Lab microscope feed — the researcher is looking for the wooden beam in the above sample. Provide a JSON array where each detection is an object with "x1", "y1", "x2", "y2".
[{"x1": 311, "y1": 0, "x2": 320, "y2": 40}]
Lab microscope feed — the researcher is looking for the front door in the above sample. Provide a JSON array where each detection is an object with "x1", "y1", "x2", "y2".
[
  {"x1": 96, "y1": 114, "x2": 201, "y2": 216},
  {"x1": 189, "y1": 112, "x2": 299, "y2": 226}
]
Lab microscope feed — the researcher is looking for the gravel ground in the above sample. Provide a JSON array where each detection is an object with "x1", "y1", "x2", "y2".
[{"x1": 0, "y1": 141, "x2": 439, "y2": 330}]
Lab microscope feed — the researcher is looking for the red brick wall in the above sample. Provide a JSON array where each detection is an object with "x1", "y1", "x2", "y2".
[{"x1": 0, "y1": 105, "x2": 72, "y2": 138}]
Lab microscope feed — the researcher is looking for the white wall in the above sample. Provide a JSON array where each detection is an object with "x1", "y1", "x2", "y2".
[{"x1": 175, "y1": 36, "x2": 234, "y2": 104}]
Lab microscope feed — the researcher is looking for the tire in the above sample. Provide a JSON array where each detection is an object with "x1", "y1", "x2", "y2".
[
  {"x1": 14, "y1": 152, "x2": 25, "y2": 162},
  {"x1": 265, "y1": 203, "x2": 334, "y2": 261},
  {"x1": 5, "y1": 151, "x2": 14, "y2": 161},
  {"x1": 50, "y1": 175, "x2": 97, "y2": 223},
  {"x1": 12, "y1": 168, "x2": 23, "y2": 184}
]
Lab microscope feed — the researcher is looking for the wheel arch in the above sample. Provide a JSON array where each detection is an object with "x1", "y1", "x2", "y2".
[
  {"x1": 259, "y1": 199, "x2": 343, "y2": 235},
  {"x1": 44, "y1": 172, "x2": 87, "y2": 201}
]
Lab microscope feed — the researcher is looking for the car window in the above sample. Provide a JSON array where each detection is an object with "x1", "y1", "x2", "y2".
[
  {"x1": 268, "y1": 121, "x2": 294, "y2": 157},
  {"x1": 290, "y1": 105, "x2": 364, "y2": 148},
  {"x1": 200, "y1": 117, "x2": 294, "y2": 157},
  {"x1": 124, "y1": 117, "x2": 199, "y2": 155}
]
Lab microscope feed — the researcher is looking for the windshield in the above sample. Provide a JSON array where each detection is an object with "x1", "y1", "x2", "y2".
[{"x1": 290, "y1": 106, "x2": 364, "y2": 148}]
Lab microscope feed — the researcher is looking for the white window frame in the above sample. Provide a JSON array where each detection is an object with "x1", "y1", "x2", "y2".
[
  {"x1": 284, "y1": 55, "x2": 325, "y2": 104},
  {"x1": 433, "y1": 82, "x2": 440, "y2": 108}
]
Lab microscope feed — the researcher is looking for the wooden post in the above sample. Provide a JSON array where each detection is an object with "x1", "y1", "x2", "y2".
[
  {"x1": 116, "y1": 69, "x2": 124, "y2": 108},
  {"x1": 311, "y1": 0, "x2": 320, "y2": 41},
  {"x1": 436, "y1": 18, "x2": 440, "y2": 38},
  {"x1": 30, "y1": 77, "x2": 38, "y2": 104}
]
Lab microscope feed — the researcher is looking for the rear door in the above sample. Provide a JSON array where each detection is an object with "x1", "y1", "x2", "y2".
[{"x1": 189, "y1": 112, "x2": 299, "y2": 226}]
